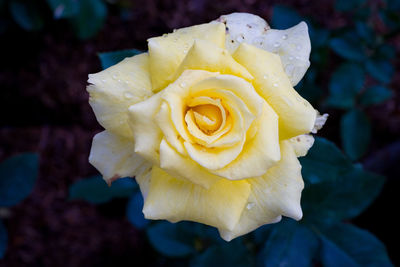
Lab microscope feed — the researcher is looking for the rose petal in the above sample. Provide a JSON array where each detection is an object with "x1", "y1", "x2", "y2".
[
  {"x1": 148, "y1": 22, "x2": 226, "y2": 92},
  {"x1": 87, "y1": 53, "x2": 153, "y2": 139},
  {"x1": 233, "y1": 43, "x2": 316, "y2": 139},
  {"x1": 143, "y1": 166, "x2": 251, "y2": 231},
  {"x1": 288, "y1": 134, "x2": 315, "y2": 157},
  {"x1": 219, "y1": 141, "x2": 303, "y2": 241},
  {"x1": 89, "y1": 131, "x2": 148, "y2": 183}
]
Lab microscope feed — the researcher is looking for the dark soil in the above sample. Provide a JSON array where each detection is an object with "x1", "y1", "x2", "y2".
[{"x1": 0, "y1": 0, "x2": 399, "y2": 266}]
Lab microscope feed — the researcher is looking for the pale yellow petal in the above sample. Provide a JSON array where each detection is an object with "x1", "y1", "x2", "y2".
[
  {"x1": 127, "y1": 93, "x2": 163, "y2": 164},
  {"x1": 211, "y1": 102, "x2": 280, "y2": 180},
  {"x1": 87, "y1": 54, "x2": 153, "y2": 139},
  {"x1": 159, "y1": 139, "x2": 220, "y2": 189},
  {"x1": 288, "y1": 134, "x2": 315, "y2": 157},
  {"x1": 148, "y1": 22, "x2": 226, "y2": 91},
  {"x1": 143, "y1": 166, "x2": 251, "y2": 231},
  {"x1": 174, "y1": 39, "x2": 253, "y2": 82},
  {"x1": 233, "y1": 43, "x2": 316, "y2": 139},
  {"x1": 89, "y1": 131, "x2": 147, "y2": 183},
  {"x1": 219, "y1": 141, "x2": 304, "y2": 241}
]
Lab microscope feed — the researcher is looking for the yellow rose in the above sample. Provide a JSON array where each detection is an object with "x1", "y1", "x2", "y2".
[{"x1": 87, "y1": 13, "x2": 326, "y2": 241}]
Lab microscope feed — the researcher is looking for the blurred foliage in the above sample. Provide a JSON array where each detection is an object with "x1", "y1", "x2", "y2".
[
  {"x1": 0, "y1": 0, "x2": 111, "y2": 39},
  {"x1": 69, "y1": 138, "x2": 393, "y2": 266},
  {"x1": 0, "y1": 153, "x2": 39, "y2": 259}
]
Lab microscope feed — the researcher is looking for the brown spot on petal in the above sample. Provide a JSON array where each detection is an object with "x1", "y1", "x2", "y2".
[{"x1": 107, "y1": 174, "x2": 121, "y2": 187}]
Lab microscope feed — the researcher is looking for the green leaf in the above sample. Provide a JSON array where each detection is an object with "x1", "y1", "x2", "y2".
[
  {"x1": 327, "y1": 63, "x2": 365, "y2": 109},
  {"x1": 329, "y1": 37, "x2": 366, "y2": 61},
  {"x1": 9, "y1": 0, "x2": 44, "y2": 31},
  {"x1": 146, "y1": 221, "x2": 197, "y2": 257},
  {"x1": 300, "y1": 137, "x2": 353, "y2": 185},
  {"x1": 69, "y1": 0, "x2": 107, "y2": 39},
  {"x1": 46, "y1": 0, "x2": 79, "y2": 19},
  {"x1": 272, "y1": 5, "x2": 303, "y2": 29},
  {"x1": 0, "y1": 220, "x2": 7, "y2": 259},
  {"x1": 0, "y1": 153, "x2": 39, "y2": 207},
  {"x1": 335, "y1": 0, "x2": 367, "y2": 11},
  {"x1": 302, "y1": 165, "x2": 385, "y2": 225},
  {"x1": 69, "y1": 176, "x2": 136, "y2": 204},
  {"x1": 365, "y1": 60, "x2": 394, "y2": 84},
  {"x1": 126, "y1": 191, "x2": 148, "y2": 229},
  {"x1": 360, "y1": 85, "x2": 393, "y2": 106},
  {"x1": 98, "y1": 49, "x2": 143, "y2": 69},
  {"x1": 341, "y1": 109, "x2": 371, "y2": 160},
  {"x1": 257, "y1": 219, "x2": 318, "y2": 267},
  {"x1": 320, "y1": 223, "x2": 393, "y2": 267},
  {"x1": 191, "y1": 239, "x2": 254, "y2": 267}
]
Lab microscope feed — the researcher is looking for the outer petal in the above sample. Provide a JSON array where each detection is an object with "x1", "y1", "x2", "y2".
[
  {"x1": 148, "y1": 22, "x2": 226, "y2": 91},
  {"x1": 89, "y1": 131, "x2": 147, "y2": 183},
  {"x1": 143, "y1": 166, "x2": 251, "y2": 231},
  {"x1": 128, "y1": 93, "x2": 163, "y2": 164},
  {"x1": 159, "y1": 139, "x2": 220, "y2": 189},
  {"x1": 87, "y1": 54, "x2": 153, "y2": 139},
  {"x1": 174, "y1": 39, "x2": 253, "y2": 82},
  {"x1": 233, "y1": 43, "x2": 316, "y2": 139},
  {"x1": 219, "y1": 141, "x2": 304, "y2": 241},
  {"x1": 211, "y1": 102, "x2": 280, "y2": 179},
  {"x1": 288, "y1": 134, "x2": 315, "y2": 157}
]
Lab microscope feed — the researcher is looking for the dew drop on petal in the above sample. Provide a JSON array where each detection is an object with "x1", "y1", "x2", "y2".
[
  {"x1": 282, "y1": 34, "x2": 288, "y2": 40},
  {"x1": 296, "y1": 44, "x2": 302, "y2": 51},
  {"x1": 273, "y1": 83, "x2": 278, "y2": 87},
  {"x1": 246, "y1": 202, "x2": 255, "y2": 210},
  {"x1": 180, "y1": 82, "x2": 187, "y2": 87},
  {"x1": 289, "y1": 56, "x2": 294, "y2": 61},
  {"x1": 263, "y1": 74, "x2": 268, "y2": 79},
  {"x1": 273, "y1": 42, "x2": 280, "y2": 48},
  {"x1": 124, "y1": 92, "x2": 134, "y2": 99}
]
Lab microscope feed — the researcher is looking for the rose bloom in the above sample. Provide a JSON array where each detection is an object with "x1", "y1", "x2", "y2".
[{"x1": 87, "y1": 13, "x2": 326, "y2": 241}]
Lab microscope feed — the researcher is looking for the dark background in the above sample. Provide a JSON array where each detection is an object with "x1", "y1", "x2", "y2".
[{"x1": 0, "y1": 0, "x2": 399, "y2": 266}]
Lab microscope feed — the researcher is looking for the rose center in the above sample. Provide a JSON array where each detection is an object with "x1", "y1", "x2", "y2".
[{"x1": 191, "y1": 104, "x2": 223, "y2": 133}]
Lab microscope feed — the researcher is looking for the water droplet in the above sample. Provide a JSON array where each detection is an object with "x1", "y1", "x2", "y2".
[
  {"x1": 180, "y1": 82, "x2": 187, "y2": 87},
  {"x1": 124, "y1": 92, "x2": 134, "y2": 99},
  {"x1": 296, "y1": 44, "x2": 302, "y2": 51},
  {"x1": 246, "y1": 202, "x2": 255, "y2": 210},
  {"x1": 295, "y1": 56, "x2": 301, "y2": 60},
  {"x1": 183, "y1": 49, "x2": 188, "y2": 54},
  {"x1": 282, "y1": 34, "x2": 288, "y2": 40},
  {"x1": 273, "y1": 42, "x2": 280, "y2": 48},
  {"x1": 285, "y1": 64, "x2": 295, "y2": 75},
  {"x1": 263, "y1": 74, "x2": 268, "y2": 79},
  {"x1": 112, "y1": 72, "x2": 120, "y2": 79},
  {"x1": 101, "y1": 79, "x2": 106, "y2": 82},
  {"x1": 173, "y1": 29, "x2": 177, "y2": 33},
  {"x1": 236, "y1": 36, "x2": 243, "y2": 43},
  {"x1": 289, "y1": 56, "x2": 294, "y2": 61},
  {"x1": 273, "y1": 83, "x2": 278, "y2": 87}
]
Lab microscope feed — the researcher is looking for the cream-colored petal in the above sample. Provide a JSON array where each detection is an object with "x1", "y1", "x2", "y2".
[
  {"x1": 261, "y1": 22, "x2": 311, "y2": 86},
  {"x1": 184, "y1": 139, "x2": 245, "y2": 170},
  {"x1": 159, "y1": 139, "x2": 220, "y2": 189},
  {"x1": 135, "y1": 163, "x2": 153, "y2": 200},
  {"x1": 148, "y1": 22, "x2": 226, "y2": 92},
  {"x1": 312, "y1": 112, "x2": 328, "y2": 134},
  {"x1": 128, "y1": 93, "x2": 163, "y2": 164},
  {"x1": 143, "y1": 166, "x2": 251, "y2": 231},
  {"x1": 87, "y1": 54, "x2": 153, "y2": 139},
  {"x1": 89, "y1": 131, "x2": 147, "y2": 183},
  {"x1": 174, "y1": 39, "x2": 253, "y2": 82},
  {"x1": 233, "y1": 43, "x2": 316, "y2": 139},
  {"x1": 211, "y1": 102, "x2": 280, "y2": 180},
  {"x1": 288, "y1": 134, "x2": 315, "y2": 157},
  {"x1": 219, "y1": 141, "x2": 304, "y2": 241}
]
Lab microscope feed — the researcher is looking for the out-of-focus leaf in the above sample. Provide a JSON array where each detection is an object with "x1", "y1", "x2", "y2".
[
  {"x1": 366, "y1": 60, "x2": 394, "y2": 84},
  {"x1": 69, "y1": 0, "x2": 106, "y2": 39},
  {"x1": 341, "y1": 109, "x2": 371, "y2": 160},
  {"x1": 360, "y1": 85, "x2": 393, "y2": 106},
  {"x1": 126, "y1": 191, "x2": 148, "y2": 229},
  {"x1": 0, "y1": 153, "x2": 39, "y2": 207},
  {"x1": 257, "y1": 219, "x2": 318, "y2": 267},
  {"x1": 146, "y1": 221, "x2": 197, "y2": 257},
  {"x1": 0, "y1": 220, "x2": 7, "y2": 259},
  {"x1": 302, "y1": 165, "x2": 385, "y2": 225},
  {"x1": 309, "y1": 27, "x2": 330, "y2": 48},
  {"x1": 376, "y1": 44, "x2": 396, "y2": 60},
  {"x1": 355, "y1": 21, "x2": 374, "y2": 43},
  {"x1": 329, "y1": 37, "x2": 366, "y2": 61},
  {"x1": 9, "y1": 0, "x2": 44, "y2": 31},
  {"x1": 191, "y1": 239, "x2": 254, "y2": 267},
  {"x1": 335, "y1": 0, "x2": 367, "y2": 11},
  {"x1": 320, "y1": 223, "x2": 393, "y2": 267},
  {"x1": 69, "y1": 176, "x2": 137, "y2": 204},
  {"x1": 327, "y1": 63, "x2": 365, "y2": 109},
  {"x1": 272, "y1": 5, "x2": 304, "y2": 29},
  {"x1": 300, "y1": 137, "x2": 353, "y2": 184},
  {"x1": 46, "y1": 0, "x2": 79, "y2": 19},
  {"x1": 98, "y1": 49, "x2": 143, "y2": 69},
  {"x1": 295, "y1": 68, "x2": 324, "y2": 104}
]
